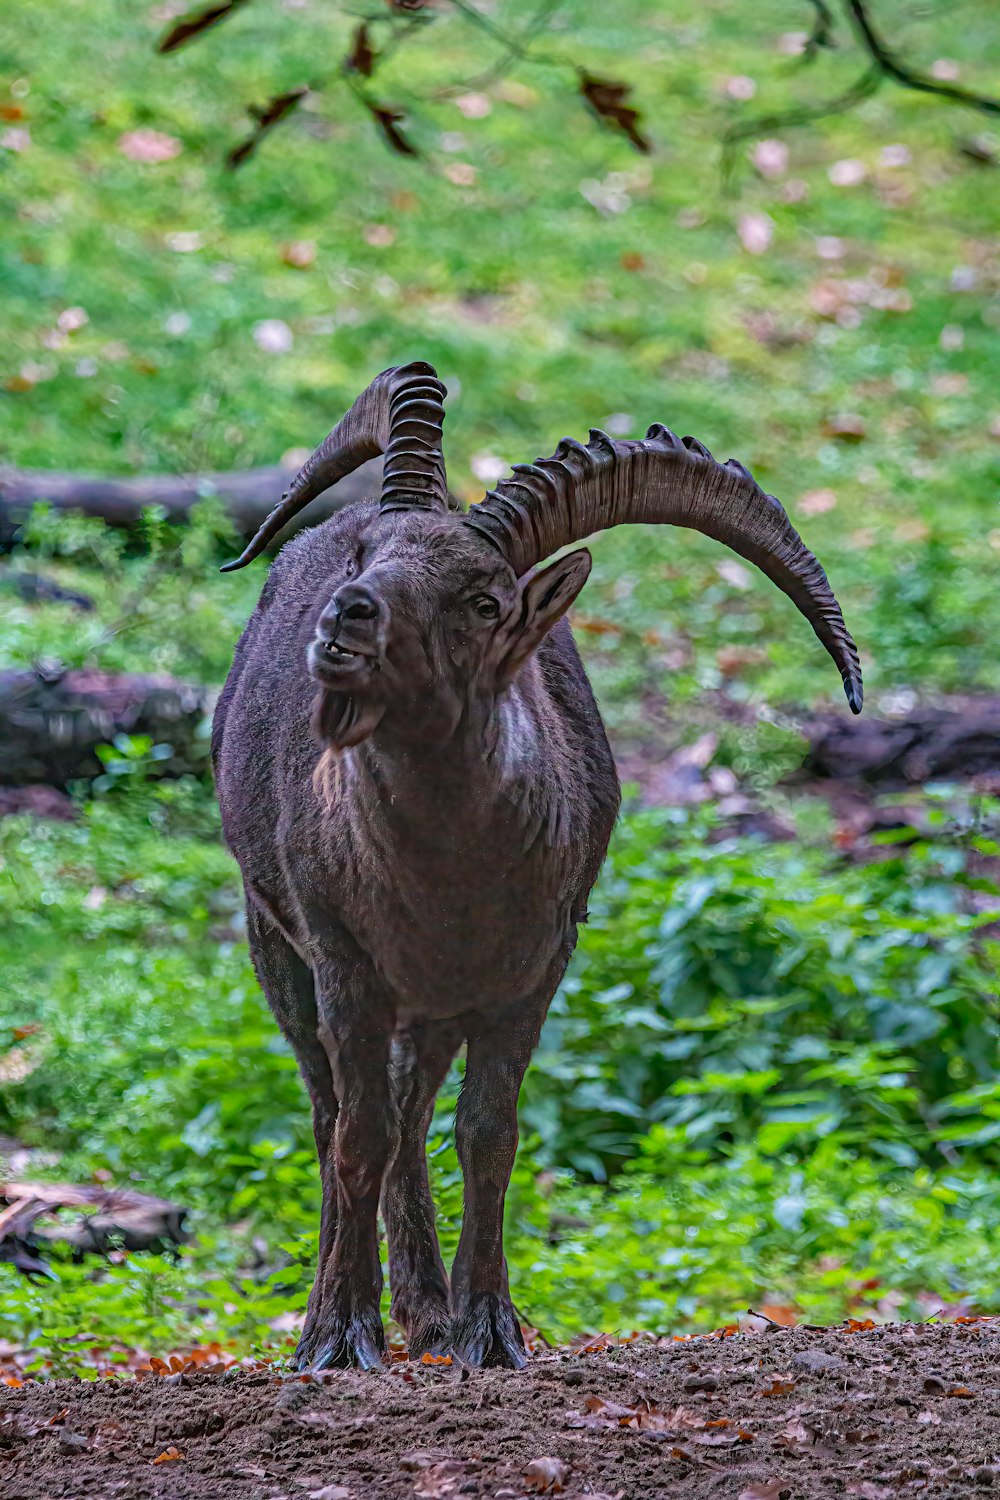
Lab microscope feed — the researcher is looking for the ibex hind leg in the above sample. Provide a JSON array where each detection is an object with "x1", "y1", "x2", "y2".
[
  {"x1": 244, "y1": 904, "x2": 339, "y2": 1348},
  {"x1": 383, "y1": 1019, "x2": 464, "y2": 1357},
  {"x1": 449, "y1": 999, "x2": 549, "y2": 1370}
]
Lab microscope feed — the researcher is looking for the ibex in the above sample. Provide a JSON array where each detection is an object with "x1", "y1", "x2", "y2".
[{"x1": 213, "y1": 361, "x2": 862, "y2": 1370}]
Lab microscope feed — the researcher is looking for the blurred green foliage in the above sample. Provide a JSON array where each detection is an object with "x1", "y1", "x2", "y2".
[
  {"x1": 525, "y1": 804, "x2": 1000, "y2": 1178},
  {"x1": 1, "y1": 0, "x2": 999, "y2": 1365}
]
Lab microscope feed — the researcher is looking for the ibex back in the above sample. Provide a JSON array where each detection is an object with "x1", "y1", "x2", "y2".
[{"x1": 213, "y1": 361, "x2": 862, "y2": 1370}]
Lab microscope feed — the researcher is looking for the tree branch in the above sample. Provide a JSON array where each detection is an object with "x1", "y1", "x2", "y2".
[
  {"x1": 722, "y1": 65, "x2": 882, "y2": 182},
  {"x1": 724, "y1": 0, "x2": 998, "y2": 181},
  {"x1": 844, "y1": 0, "x2": 1000, "y2": 116},
  {"x1": 805, "y1": 0, "x2": 838, "y2": 57}
]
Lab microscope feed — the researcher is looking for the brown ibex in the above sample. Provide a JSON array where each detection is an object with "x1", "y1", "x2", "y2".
[{"x1": 212, "y1": 361, "x2": 862, "y2": 1370}]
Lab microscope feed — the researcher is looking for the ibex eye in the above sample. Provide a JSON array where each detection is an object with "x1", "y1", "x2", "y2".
[{"x1": 474, "y1": 595, "x2": 500, "y2": 619}]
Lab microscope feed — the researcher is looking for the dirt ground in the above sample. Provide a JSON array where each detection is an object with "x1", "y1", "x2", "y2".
[{"x1": 3, "y1": 1322, "x2": 1000, "y2": 1500}]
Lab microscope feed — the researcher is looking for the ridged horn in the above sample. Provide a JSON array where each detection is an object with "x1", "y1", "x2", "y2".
[
  {"x1": 220, "y1": 360, "x2": 447, "y2": 571},
  {"x1": 463, "y1": 423, "x2": 862, "y2": 713}
]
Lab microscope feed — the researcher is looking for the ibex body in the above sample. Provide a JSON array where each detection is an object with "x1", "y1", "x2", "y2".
[{"x1": 213, "y1": 362, "x2": 861, "y2": 1370}]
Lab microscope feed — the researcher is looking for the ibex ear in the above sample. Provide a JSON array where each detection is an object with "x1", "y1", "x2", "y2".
[{"x1": 499, "y1": 547, "x2": 592, "y2": 683}]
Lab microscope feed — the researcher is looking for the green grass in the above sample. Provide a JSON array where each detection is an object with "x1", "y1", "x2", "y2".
[
  {"x1": 4, "y1": 0, "x2": 1000, "y2": 714},
  {"x1": 1, "y1": 0, "x2": 999, "y2": 1368}
]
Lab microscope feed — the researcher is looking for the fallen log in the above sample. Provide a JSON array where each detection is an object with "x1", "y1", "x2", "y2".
[
  {"x1": 0, "y1": 571, "x2": 95, "y2": 611},
  {"x1": 0, "y1": 1181, "x2": 189, "y2": 1274},
  {"x1": 0, "y1": 665, "x2": 213, "y2": 787},
  {"x1": 0, "y1": 456, "x2": 382, "y2": 549},
  {"x1": 800, "y1": 699, "x2": 1000, "y2": 788}
]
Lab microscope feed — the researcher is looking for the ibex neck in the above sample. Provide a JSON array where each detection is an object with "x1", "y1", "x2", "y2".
[{"x1": 339, "y1": 682, "x2": 558, "y2": 848}]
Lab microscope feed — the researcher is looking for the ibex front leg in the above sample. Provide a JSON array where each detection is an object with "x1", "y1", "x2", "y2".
[
  {"x1": 244, "y1": 905, "x2": 339, "y2": 1354},
  {"x1": 383, "y1": 1020, "x2": 463, "y2": 1356},
  {"x1": 297, "y1": 946, "x2": 397, "y2": 1372},
  {"x1": 450, "y1": 1000, "x2": 547, "y2": 1369}
]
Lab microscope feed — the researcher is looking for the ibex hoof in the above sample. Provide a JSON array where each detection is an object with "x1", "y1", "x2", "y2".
[
  {"x1": 296, "y1": 1308, "x2": 387, "y2": 1372},
  {"x1": 405, "y1": 1316, "x2": 453, "y2": 1361},
  {"x1": 450, "y1": 1292, "x2": 527, "y2": 1370}
]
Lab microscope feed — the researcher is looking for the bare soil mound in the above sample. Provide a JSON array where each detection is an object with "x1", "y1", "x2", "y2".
[{"x1": 3, "y1": 1323, "x2": 999, "y2": 1500}]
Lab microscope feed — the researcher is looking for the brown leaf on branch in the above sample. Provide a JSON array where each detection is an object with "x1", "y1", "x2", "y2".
[
  {"x1": 579, "y1": 73, "x2": 650, "y2": 153},
  {"x1": 249, "y1": 88, "x2": 308, "y2": 130},
  {"x1": 346, "y1": 23, "x2": 377, "y2": 78},
  {"x1": 157, "y1": 0, "x2": 246, "y2": 54},
  {"x1": 227, "y1": 87, "x2": 307, "y2": 169},
  {"x1": 367, "y1": 101, "x2": 419, "y2": 157},
  {"x1": 227, "y1": 136, "x2": 259, "y2": 170}
]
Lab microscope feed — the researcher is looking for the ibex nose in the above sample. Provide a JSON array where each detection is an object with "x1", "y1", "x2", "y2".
[
  {"x1": 335, "y1": 584, "x2": 379, "y2": 622},
  {"x1": 317, "y1": 582, "x2": 383, "y2": 649}
]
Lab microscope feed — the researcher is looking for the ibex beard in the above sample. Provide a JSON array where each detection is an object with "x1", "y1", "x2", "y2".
[{"x1": 212, "y1": 361, "x2": 862, "y2": 1371}]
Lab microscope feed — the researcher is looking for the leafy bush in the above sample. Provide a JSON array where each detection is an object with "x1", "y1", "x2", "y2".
[
  {"x1": 6, "y1": 1135, "x2": 1000, "y2": 1366},
  {"x1": 3, "y1": 786, "x2": 997, "y2": 1218},
  {"x1": 0, "y1": 788, "x2": 316, "y2": 1214},
  {"x1": 525, "y1": 803, "x2": 1000, "y2": 1178}
]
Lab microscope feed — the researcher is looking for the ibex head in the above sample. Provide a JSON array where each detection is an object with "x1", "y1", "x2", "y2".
[{"x1": 223, "y1": 360, "x2": 862, "y2": 749}]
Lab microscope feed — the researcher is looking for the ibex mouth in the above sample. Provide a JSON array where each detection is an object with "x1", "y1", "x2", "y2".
[{"x1": 308, "y1": 638, "x2": 379, "y2": 684}]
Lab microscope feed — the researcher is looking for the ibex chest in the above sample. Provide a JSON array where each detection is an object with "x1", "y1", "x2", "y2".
[{"x1": 346, "y1": 807, "x2": 577, "y2": 1016}]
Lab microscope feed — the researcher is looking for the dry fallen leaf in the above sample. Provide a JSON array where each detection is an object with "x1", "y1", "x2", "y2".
[
  {"x1": 252, "y1": 319, "x2": 293, "y2": 355},
  {"x1": 413, "y1": 1462, "x2": 473, "y2": 1499},
  {"x1": 723, "y1": 73, "x2": 756, "y2": 99},
  {"x1": 118, "y1": 129, "x2": 182, "y2": 163},
  {"x1": 569, "y1": 1395, "x2": 751, "y2": 1447},
  {"x1": 761, "y1": 1377, "x2": 797, "y2": 1396},
  {"x1": 716, "y1": 559, "x2": 753, "y2": 590},
  {"x1": 775, "y1": 1416, "x2": 813, "y2": 1452},
  {"x1": 751, "y1": 139, "x2": 788, "y2": 179},
  {"x1": 738, "y1": 212, "x2": 774, "y2": 255},
  {"x1": 739, "y1": 1484, "x2": 791, "y2": 1500},
  {"x1": 757, "y1": 1304, "x2": 798, "y2": 1327},
  {"x1": 829, "y1": 158, "x2": 867, "y2": 186},
  {"x1": 281, "y1": 240, "x2": 316, "y2": 269},
  {"x1": 523, "y1": 1456, "x2": 570, "y2": 1494},
  {"x1": 799, "y1": 488, "x2": 838, "y2": 517},
  {"x1": 822, "y1": 412, "x2": 866, "y2": 442}
]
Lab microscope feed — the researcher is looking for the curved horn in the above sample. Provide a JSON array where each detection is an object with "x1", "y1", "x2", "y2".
[
  {"x1": 463, "y1": 424, "x2": 862, "y2": 713},
  {"x1": 220, "y1": 360, "x2": 447, "y2": 571}
]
